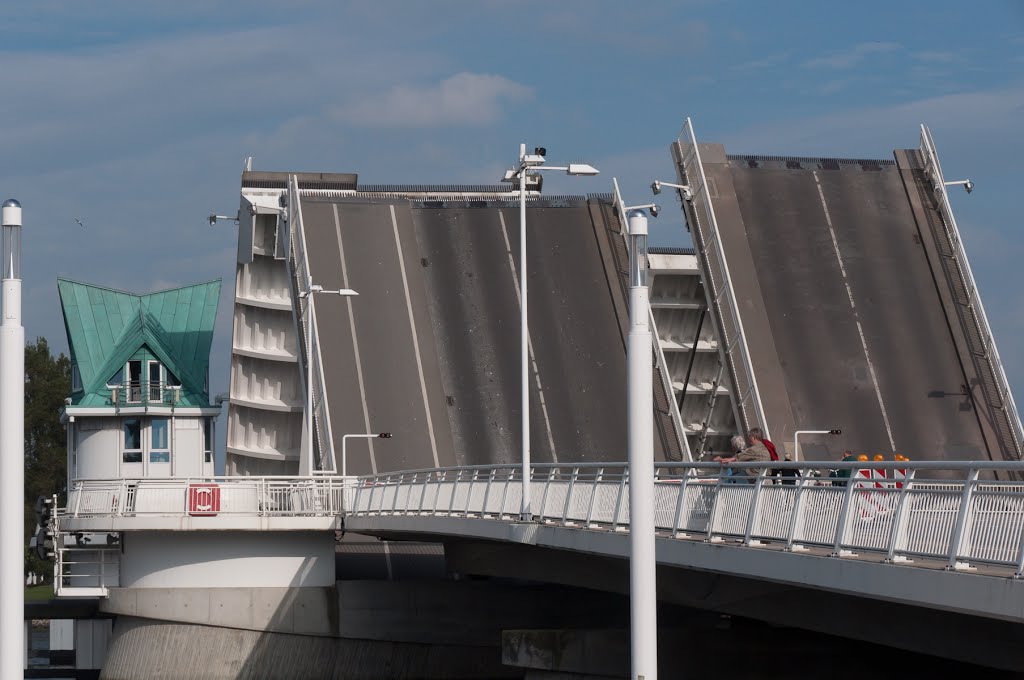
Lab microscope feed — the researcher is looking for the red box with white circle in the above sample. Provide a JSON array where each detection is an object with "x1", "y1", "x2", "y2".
[{"x1": 188, "y1": 484, "x2": 220, "y2": 516}]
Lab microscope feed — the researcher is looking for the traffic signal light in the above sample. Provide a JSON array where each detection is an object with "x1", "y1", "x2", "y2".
[{"x1": 31, "y1": 495, "x2": 55, "y2": 561}]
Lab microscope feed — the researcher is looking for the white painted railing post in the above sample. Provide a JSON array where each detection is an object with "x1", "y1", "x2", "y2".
[
  {"x1": 366, "y1": 477, "x2": 378, "y2": 514},
  {"x1": 671, "y1": 470, "x2": 689, "y2": 539},
  {"x1": 832, "y1": 468, "x2": 860, "y2": 556},
  {"x1": 784, "y1": 472, "x2": 812, "y2": 551},
  {"x1": 448, "y1": 470, "x2": 461, "y2": 516},
  {"x1": 947, "y1": 469, "x2": 980, "y2": 570},
  {"x1": 885, "y1": 469, "x2": 917, "y2": 563},
  {"x1": 464, "y1": 470, "x2": 480, "y2": 518},
  {"x1": 562, "y1": 467, "x2": 580, "y2": 526},
  {"x1": 538, "y1": 468, "x2": 556, "y2": 522},
  {"x1": 73, "y1": 484, "x2": 83, "y2": 518},
  {"x1": 1014, "y1": 523, "x2": 1024, "y2": 579},
  {"x1": 500, "y1": 468, "x2": 512, "y2": 519},
  {"x1": 705, "y1": 467, "x2": 726, "y2": 541},
  {"x1": 612, "y1": 468, "x2": 629, "y2": 531},
  {"x1": 585, "y1": 468, "x2": 604, "y2": 528},
  {"x1": 392, "y1": 474, "x2": 405, "y2": 515},
  {"x1": 481, "y1": 469, "x2": 496, "y2": 517},
  {"x1": 742, "y1": 468, "x2": 769, "y2": 545}
]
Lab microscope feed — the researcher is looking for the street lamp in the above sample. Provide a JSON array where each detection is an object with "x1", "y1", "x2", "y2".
[
  {"x1": 502, "y1": 144, "x2": 598, "y2": 521},
  {"x1": 794, "y1": 429, "x2": 842, "y2": 461},
  {"x1": 299, "y1": 283, "x2": 358, "y2": 474},
  {"x1": 651, "y1": 180, "x2": 693, "y2": 202},
  {"x1": 944, "y1": 179, "x2": 974, "y2": 194},
  {"x1": 341, "y1": 432, "x2": 393, "y2": 477},
  {"x1": 620, "y1": 204, "x2": 659, "y2": 680}
]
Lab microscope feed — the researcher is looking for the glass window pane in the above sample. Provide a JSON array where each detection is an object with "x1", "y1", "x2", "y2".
[
  {"x1": 150, "y1": 451, "x2": 170, "y2": 464},
  {"x1": 124, "y1": 419, "x2": 141, "y2": 450},
  {"x1": 128, "y1": 361, "x2": 142, "y2": 402},
  {"x1": 204, "y1": 418, "x2": 213, "y2": 463},
  {"x1": 107, "y1": 367, "x2": 124, "y2": 387},
  {"x1": 166, "y1": 370, "x2": 181, "y2": 388},
  {"x1": 151, "y1": 419, "x2": 169, "y2": 450}
]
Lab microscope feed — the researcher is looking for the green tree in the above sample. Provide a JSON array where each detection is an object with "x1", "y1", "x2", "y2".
[{"x1": 23, "y1": 337, "x2": 70, "y2": 578}]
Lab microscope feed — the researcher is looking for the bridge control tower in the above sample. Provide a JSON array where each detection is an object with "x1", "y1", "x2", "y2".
[{"x1": 58, "y1": 279, "x2": 222, "y2": 485}]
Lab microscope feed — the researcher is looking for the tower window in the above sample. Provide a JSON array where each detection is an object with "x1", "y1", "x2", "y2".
[
  {"x1": 123, "y1": 418, "x2": 142, "y2": 463},
  {"x1": 150, "y1": 418, "x2": 170, "y2": 463},
  {"x1": 204, "y1": 419, "x2": 213, "y2": 464}
]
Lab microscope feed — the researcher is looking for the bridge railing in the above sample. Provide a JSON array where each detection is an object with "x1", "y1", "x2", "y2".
[
  {"x1": 64, "y1": 476, "x2": 356, "y2": 518},
  {"x1": 349, "y1": 461, "x2": 1024, "y2": 575},
  {"x1": 59, "y1": 462, "x2": 1024, "y2": 576}
]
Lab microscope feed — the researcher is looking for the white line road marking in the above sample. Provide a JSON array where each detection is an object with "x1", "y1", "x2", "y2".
[
  {"x1": 813, "y1": 172, "x2": 897, "y2": 452},
  {"x1": 390, "y1": 204, "x2": 441, "y2": 469},
  {"x1": 333, "y1": 204, "x2": 377, "y2": 474},
  {"x1": 499, "y1": 210, "x2": 558, "y2": 462}
]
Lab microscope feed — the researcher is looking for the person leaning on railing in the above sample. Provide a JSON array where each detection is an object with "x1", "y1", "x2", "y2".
[{"x1": 713, "y1": 433, "x2": 771, "y2": 482}]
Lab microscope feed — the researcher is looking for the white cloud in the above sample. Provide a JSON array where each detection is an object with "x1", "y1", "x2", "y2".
[
  {"x1": 803, "y1": 41, "x2": 901, "y2": 69},
  {"x1": 332, "y1": 72, "x2": 533, "y2": 128},
  {"x1": 912, "y1": 50, "x2": 960, "y2": 63},
  {"x1": 720, "y1": 84, "x2": 1024, "y2": 157}
]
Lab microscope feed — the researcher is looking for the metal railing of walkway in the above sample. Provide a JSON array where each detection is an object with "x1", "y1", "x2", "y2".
[
  {"x1": 347, "y1": 461, "x2": 1024, "y2": 577},
  {"x1": 60, "y1": 461, "x2": 1024, "y2": 580}
]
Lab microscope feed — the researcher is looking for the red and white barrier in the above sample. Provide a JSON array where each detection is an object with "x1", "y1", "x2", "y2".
[{"x1": 893, "y1": 455, "x2": 909, "y2": 489}]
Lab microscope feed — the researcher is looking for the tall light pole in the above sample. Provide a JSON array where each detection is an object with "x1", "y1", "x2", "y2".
[
  {"x1": 1, "y1": 198, "x2": 24, "y2": 679},
  {"x1": 503, "y1": 145, "x2": 598, "y2": 520},
  {"x1": 625, "y1": 207, "x2": 658, "y2": 680},
  {"x1": 299, "y1": 283, "x2": 358, "y2": 475}
]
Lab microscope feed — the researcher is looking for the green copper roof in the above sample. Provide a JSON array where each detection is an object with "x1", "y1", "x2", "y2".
[{"x1": 58, "y1": 279, "x2": 222, "y2": 407}]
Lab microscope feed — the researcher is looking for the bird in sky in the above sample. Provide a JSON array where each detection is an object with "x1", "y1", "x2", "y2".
[{"x1": 74, "y1": 217, "x2": 85, "y2": 228}]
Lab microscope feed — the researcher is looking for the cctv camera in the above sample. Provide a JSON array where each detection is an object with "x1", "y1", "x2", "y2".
[
  {"x1": 650, "y1": 205, "x2": 661, "y2": 217},
  {"x1": 207, "y1": 213, "x2": 217, "y2": 227},
  {"x1": 965, "y1": 180, "x2": 974, "y2": 194},
  {"x1": 651, "y1": 181, "x2": 661, "y2": 196}
]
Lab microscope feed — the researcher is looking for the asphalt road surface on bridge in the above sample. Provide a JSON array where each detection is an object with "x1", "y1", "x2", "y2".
[
  {"x1": 301, "y1": 195, "x2": 675, "y2": 475},
  {"x1": 688, "y1": 145, "x2": 990, "y2": 461}
]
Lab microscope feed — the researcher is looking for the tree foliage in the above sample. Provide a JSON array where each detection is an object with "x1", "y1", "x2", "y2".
[{"x1": 24, "y1": 337, "x2": 70, "y2": 576}]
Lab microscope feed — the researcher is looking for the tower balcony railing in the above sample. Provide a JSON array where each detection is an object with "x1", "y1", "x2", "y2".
[{"x1": 108, "y1": 380, "x2": 203, "y2": 408}]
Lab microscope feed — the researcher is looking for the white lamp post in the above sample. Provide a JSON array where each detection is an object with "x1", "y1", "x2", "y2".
[
  {"x1": 341, "y1": 432, "x2": 393, "y2": 477},
  {"x1": 624, "y1": 206, "x2": 658, "y2": 680},
  {"x1": 503, "y1": 145, "x2": 598, "y2": 520},
  {"x1": 299, "y1": 283, "x2": 358, "y2": 475},
  {"x1": 1, "y1": 199, "x2": 24, "y2": 679}
]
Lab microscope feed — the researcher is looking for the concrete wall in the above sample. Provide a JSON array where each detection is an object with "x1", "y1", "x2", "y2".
[
  {"x1": 100, "y1": 616, "x2": 516, "y2": 680},
  {"x1": 120, "y1": 532, "x2": 334, "y2": 588},
  {"x1": 75, "y1": 419, "x2": 119, "y2": 479}
]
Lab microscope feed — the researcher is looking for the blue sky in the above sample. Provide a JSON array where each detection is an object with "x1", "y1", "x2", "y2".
[{"x1": 4, "y1": 1, "x2": 1023, "y2": 457}]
